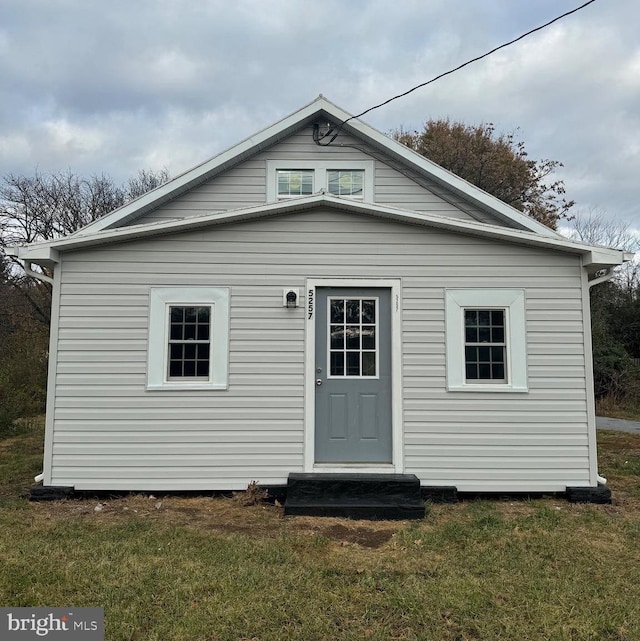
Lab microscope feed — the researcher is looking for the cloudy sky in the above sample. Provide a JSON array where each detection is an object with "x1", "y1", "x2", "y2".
[{"x1": 0, "y1": 0, "x2": 638, "y2": 230}]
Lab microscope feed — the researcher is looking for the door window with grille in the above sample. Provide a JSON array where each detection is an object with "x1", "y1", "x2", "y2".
[{"x1": 328, "y1": 297, "x2": 378, "y2": 377}]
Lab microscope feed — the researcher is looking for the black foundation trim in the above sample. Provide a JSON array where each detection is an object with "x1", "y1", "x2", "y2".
[
  {"x1": 421, "y1": 486, "x2": 458, "y2": 503},
  {"x1": 29, "y1": 486, "x2": 75, "y2": 501},
  {"x1": 566, "y1": 485, "x2": 612, "y2": 504}
]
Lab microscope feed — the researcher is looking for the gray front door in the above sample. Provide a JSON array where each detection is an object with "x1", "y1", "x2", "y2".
[{"x1": 315, "y1": 288, "x2": 392, "y2": 463}]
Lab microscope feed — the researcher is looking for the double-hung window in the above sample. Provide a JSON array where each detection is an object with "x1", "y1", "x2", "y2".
[
  {"x1": 147, "y1": 287, "x2": 230, "y2": 390},
  {"x1": 168, "y1": 306, "x2": 211, "y2": 379},
  {"x1": 445, "y1": 289, "x2": 527, "y2": 392},
  {"x1": 464, "y1": 309, "x2": 506, "y2": 382}
]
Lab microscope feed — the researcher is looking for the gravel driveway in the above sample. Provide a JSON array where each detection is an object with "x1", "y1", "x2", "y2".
[{"x1": 596, "y1": 416, "x2": 640, "y2": 434}]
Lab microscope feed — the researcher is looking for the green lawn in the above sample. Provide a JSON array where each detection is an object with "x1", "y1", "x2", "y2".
[{"x1": 1, "y1": 420, "x2": 640, "y2": 640}]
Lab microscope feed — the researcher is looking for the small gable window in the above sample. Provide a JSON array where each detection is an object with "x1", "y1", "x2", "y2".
[
  {"x1": 277, "y1": 170, "x2": 314, "y2": 198},
  {"x1": 267, "y1": 160, "x2": 374, "y2": 202}
]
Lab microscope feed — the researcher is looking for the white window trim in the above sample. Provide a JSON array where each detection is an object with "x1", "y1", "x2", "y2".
[
  {"x1": 147, "y1": 287, "x2": 230, "y2": 391},
  {"x1": 266, "y1": 160, "x2": 374, "y2": 202},
  {"x1": 445, "y1": 289, "x2": 528, "y2": 392},
  {"x1": 275, "y1": 169, "x2": 315, "y2": 198}
]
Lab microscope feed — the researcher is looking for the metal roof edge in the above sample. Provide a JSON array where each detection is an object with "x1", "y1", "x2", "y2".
[{"x1": 37, "y1": 194, "x2": 627, "y2": 267}]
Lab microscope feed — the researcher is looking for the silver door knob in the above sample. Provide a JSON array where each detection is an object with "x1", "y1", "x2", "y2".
[{"x1": 316, "y1": 379, "x2": 323, "y2": 386}]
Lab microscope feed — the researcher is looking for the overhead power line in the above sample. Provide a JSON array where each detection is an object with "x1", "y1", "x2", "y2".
[{"x1": 315, "y1": 0, "x2": 597, "y2": 146}]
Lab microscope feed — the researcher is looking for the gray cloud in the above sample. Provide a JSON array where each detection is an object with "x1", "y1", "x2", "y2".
[{"x1": 0, "y1": 0, "x2": 637, "y2": 228}]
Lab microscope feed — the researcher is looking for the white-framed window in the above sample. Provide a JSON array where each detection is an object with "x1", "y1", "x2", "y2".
[
  {"x1": 147, "y1": 287, "x2": 230, "y2": 391},
  {"x1": 445, "y1": 289, "x2": 527, "y2": 392},
  {"x1": 267, "y1": 160, "x2": 374, "y2": 202},
  {"x1": 277, "y1": 170, "x2": 314, "y2": 197},
  {"x1": 327, "y1": 170, "x2": 364, "y2": 198},
  {"x1": 167, "y1": 306, "x2": 211, "y2": 379},
  {"x1": 463, "y1": 309, "x2": 507, "y2": 383}
]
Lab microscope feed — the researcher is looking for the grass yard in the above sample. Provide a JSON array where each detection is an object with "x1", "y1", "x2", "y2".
[{"x1": 1, "y1": 420, "x2": 640, "y2": 640}]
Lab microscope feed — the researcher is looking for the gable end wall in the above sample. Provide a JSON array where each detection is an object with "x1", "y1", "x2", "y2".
[{"x1": 128, "y1": 127, "x2": 506, "y2": 227}]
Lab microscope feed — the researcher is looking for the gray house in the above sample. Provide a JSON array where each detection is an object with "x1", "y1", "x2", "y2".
[{"x1": 10, "y1": 97, "x2": 630, "y2": 507}]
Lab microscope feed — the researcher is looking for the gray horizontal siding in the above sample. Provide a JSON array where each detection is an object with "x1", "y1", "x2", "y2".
[
  {"x1": 51, "y1": 208, "x2": 590, "y2": 491},
  {"x1": 130, "y1": 127, "x2": 510, "y2": 227}
]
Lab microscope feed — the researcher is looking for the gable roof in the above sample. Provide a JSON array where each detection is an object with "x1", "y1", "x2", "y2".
[
  {"x1": 11, "y1": 194, "x2": 629, "y2": 273},
  {"x1": 74, "y1": 95, "x2": 562, "y2": 238}
]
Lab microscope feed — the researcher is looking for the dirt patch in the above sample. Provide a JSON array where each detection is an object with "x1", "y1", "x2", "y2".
[
  {"x1": 24, "y1": 493, "x2": 410, "y2": 549},
  {"x1": 321, "y1": 524, "x2": 395, "y2": 548}
]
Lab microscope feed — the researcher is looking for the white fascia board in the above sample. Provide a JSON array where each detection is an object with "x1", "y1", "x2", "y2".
[
  {"x1": 75, "y1": 97, "x2": 344, "y2": 236},
  {"x1": 584, "y1": 248, "x2": 633, "y2": 267},
  {"x1": 41, "y1": 194, "x2": 627, "y2": 266},
  {"x1": 8, "y1": 244, "x2": 60, "y2": 263},
  {"x1": 47, "y1": 197, "x2": 331, "y2": 250}
]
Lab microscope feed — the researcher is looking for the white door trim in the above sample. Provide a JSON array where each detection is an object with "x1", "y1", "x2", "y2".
[{"x1": 304, "y1": 278, "x2": 404, "y2": 473}]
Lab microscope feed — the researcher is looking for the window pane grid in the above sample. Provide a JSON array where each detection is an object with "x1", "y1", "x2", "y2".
[
  {"x1": 168, "y1": 306, "x2": 211, "y2": 379},
  {"x1": 327, "y1": 170, "x2": 364, "y2": 197},
  {"x1": 464, "y1": 308, "x2": 506, "y2": 381},
  {"x1": 329, "y1": 298, "x2": 377, "y2": 377},
  {"x1": 277, "y1": 170, "x2": 313, "y2": 197}
]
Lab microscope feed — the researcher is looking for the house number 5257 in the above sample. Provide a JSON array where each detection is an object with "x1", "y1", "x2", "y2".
[{"x1": 307, "y1": 289, "x2": 314, "y2": 319}]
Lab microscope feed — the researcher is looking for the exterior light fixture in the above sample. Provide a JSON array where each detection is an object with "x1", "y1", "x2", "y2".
[{"x1": 283, "y1": 288, "x2": 299, "y2": 308}]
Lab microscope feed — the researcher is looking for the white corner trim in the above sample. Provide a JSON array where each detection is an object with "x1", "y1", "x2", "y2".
[
  {"x1": 43, "y1": 257, "x2": 62, "y2": 485},
  {"x1": 580, "y1": 263, "x2": 599, "y2": 486},
  {"x1": 303, "y1": 278, "x2": 403, "y2": 473},
  {"x1": 147, "y1": 287, "x2": 230, "y2": 391},
  {"x1": 266, "y1": 160, "x2": 374, "y2": 202},
  {"x1": 445, "y1": 288, "x2": 528, "y2": 392}
]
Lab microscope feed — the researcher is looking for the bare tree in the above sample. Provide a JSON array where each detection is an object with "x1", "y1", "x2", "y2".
[
  {"x1": 0, "y1": 168, "x2": 170, "y2": 323},
  {"x1": 126, "y1": 167, "x2": 170, "y2": 201},
  {"x1": 566, "y1": 208, "x2": 640, "y2": 251},
  {"x1": 565, "y1": 208, "x2": 639, "y2": 296},
  {"x1": 0, "y1": 168, "x2": 169, "y2": 248}
]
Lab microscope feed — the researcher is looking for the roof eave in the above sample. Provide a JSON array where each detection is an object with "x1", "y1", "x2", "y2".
[
  {"x1": 6, "y1": 244, "x2": 60, "y2": 265},
  {"x1": 38, "y1": 195, "x2": 628, "y2": 268},
  {"x1": 583, "y1": 248, "x2": 634, "y2": 270}
]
